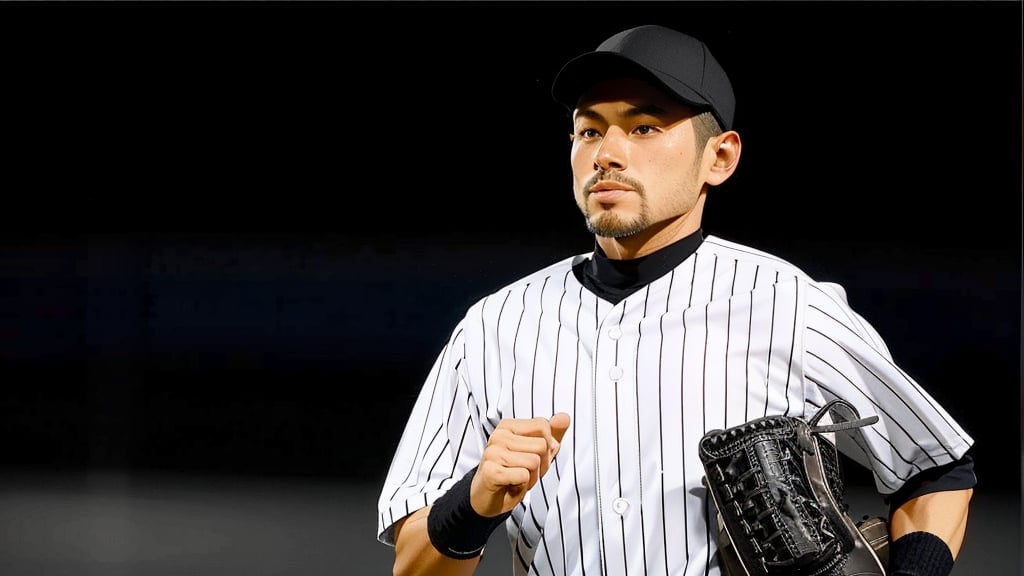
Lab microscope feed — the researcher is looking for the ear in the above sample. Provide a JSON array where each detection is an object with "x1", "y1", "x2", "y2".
[{"x1": 705, "y1": 130, "x2": 741, "y2": 187}]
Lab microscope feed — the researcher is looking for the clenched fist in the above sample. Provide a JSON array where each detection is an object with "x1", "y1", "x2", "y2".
[{"x1": 470, "y1": 413, "x2": 571, "y2": 518}]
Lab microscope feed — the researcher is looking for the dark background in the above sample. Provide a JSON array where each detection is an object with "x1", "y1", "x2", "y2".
[{"x1": 0, "y1": 2, "x2": 1020, "y2": 575}]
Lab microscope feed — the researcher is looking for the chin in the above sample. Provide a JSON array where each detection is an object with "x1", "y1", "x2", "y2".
[{"x1": 588, "y1": 212, "x2": 645, "y2": 239}]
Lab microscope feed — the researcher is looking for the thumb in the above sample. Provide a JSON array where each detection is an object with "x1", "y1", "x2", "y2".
[{"x1": 549, "y1": 412, "x2": 571, "y2": 445}]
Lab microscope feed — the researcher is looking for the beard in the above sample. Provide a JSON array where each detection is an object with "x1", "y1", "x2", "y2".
[{"x1": 584, "y1": 208, "x2": 649, "y2": 239}]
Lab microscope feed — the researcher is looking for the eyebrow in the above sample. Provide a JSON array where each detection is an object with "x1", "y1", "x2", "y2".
[{"x1": 574, "y1": 103, "x2": 673, "y2": 124}]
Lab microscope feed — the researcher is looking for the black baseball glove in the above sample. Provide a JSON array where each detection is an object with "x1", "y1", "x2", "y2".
[{"x1": 699, "y1": 399, "x2": 887, "y2": 576}]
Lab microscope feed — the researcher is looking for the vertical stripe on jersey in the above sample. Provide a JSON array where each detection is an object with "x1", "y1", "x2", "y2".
[
  {"x1": 510, "y1": 285, "x2": 527, "y2": 420},
  {"x1": 592, "y1": 290, "x2": 609, "y2": 576},
  {"x1": 571, "y1": 284, "x2": 587, "y2": 576},
  {"x1": 550, "y1": 271, "x2": 571, "y2": 576},
  {"x1": 702, "y1": 255, "x2": 720, "y2": 576},
  {"x1": 701, "y1": 254, "x2": 718, "y2": 434},
  {"x1": 612, "y1": 303, "x2": 629, "y2": 576},
  {"x1": 762, "y1": 272, "x2": 778, "y2": 418},
  {"x1": 679, "y1": 254, "x2": 697, "y2": 567},
  {"x1": 485, "y1": 290, "x2": 512, "y2": 430},
  {"x1": 743, "y1": 266, "x2": 758, "y2": 422},
  {"x1": 634, "y1": 285, "x2": 652, "y2": 574},
  {"x1": 657, "y1": 272, "x2": 673, "y2": 576}
]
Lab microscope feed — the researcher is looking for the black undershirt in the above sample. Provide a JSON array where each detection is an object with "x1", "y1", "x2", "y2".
[{"x1": 573, "y1": 229, "x2": 704, "y2": 305}]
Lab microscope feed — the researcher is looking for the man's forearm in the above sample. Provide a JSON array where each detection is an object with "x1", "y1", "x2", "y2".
[
  {"x1": 393, "y1": 507, "x2": 482, "y2": 576},
  {"x1": 890, "y1": 487, "x2": 973, "y2": 558}
]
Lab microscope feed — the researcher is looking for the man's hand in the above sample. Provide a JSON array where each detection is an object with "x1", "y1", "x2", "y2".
[
  {"x1": 470, "y1": 413, "x2": 571, "y2": 518},
  {"x1": 393, "y1": 413, "x2": 571, "y2": 576}
]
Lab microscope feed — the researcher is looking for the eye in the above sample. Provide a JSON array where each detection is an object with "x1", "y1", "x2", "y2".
[
  {"x1": 577, "y1": 127, "x2": 602, "y2": 139},
  {"x1": 633, "y1": 124, "x2": 658, "y2": 135}
]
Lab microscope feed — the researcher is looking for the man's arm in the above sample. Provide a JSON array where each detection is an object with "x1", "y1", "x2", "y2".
[
  {"x1": 393, "y1": 507, "x2": 481, "y2": 576},
  {"x1": 391, "y1": 413, "x2": 571, "y2": 576},
  {"x1": 885, "y1": 454, "x2": 976, "y2": 576},
  {"x1": 890, "y1": 487, "x2": 973, "y2": 558}
]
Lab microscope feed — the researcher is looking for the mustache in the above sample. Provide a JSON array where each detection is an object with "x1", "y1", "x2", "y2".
[{"x1": 584, "y1": 171, "x2": 644, "y2": 194}]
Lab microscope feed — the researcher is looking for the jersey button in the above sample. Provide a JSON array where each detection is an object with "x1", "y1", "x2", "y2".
[
  {"x1": 608, "y1": 326, "x2": 622, "y2": 340},
  {"x1": 608, "y1": 366, "x2": 623, "y2": 381},
  {"x1": 612, "y1": 498, "x2": 629, "y2": 515}
]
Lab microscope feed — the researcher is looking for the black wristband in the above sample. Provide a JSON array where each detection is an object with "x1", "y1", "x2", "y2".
[
  {"x1": 427, "y1": 466, "x2": 512, "y2": 560},
  {"x1": 888, "y1": 531, "x2": 954, "y2": 576}
]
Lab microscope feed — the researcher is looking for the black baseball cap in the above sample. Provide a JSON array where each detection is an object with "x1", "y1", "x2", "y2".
[{"x1": 551, "y1": 24, "x2": 735, "y2": 131}]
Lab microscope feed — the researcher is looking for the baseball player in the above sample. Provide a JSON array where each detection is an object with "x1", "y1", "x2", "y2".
[{"x1": 376, "y1": 24, "x2": 976, "y2": 576}]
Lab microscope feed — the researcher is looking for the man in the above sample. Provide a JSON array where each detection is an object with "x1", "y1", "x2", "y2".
[{"x1": 376, "y1": 24, "x2": 975, "y2": 576}]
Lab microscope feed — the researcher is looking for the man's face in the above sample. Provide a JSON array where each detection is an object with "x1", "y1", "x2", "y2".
[{"x1": 570, "y1": 78, "x2": 708, "y2": 241}]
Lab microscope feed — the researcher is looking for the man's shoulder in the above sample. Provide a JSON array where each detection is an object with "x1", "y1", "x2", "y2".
[
  {"x1": 700, "y1": 236, "x2": 861, "y2": 310},
  {"x1": 499, "y1": 252, "x2": 588, "y2": 294},
  {"x1": 464, "y1": 252, "x2": 589, "y2": 311},
  {"x1": 701, "y1": 235, "x2": 814, "y2": 281}
]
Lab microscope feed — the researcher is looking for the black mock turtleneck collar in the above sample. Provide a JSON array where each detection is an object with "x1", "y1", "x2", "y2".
[{"x1": 573, "y1": 229, "x2": 704, "y2": 305}]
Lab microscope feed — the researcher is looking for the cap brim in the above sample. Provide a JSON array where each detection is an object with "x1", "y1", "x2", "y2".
[{"x1": 551, "y1": 51, "x2": 712, "y2": 113}]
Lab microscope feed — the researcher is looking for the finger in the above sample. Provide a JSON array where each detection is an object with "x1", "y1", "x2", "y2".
[
  {"x1": 549, "y1": 412, "x2": 571, "y2": 445},
  {"x1": 487, "y1": 448, "x2": 543, "y2": 475},
  {"x1": 499, "y1": 415, "x2": 570, "y2": 457},
  {"x1": 479, "y1": 458, "x2": 533, "y2": 489},
  {"x1": 482, "y1": 443, "x2": 544, "y2": 490},
  {"x1": 472, "y1": 460, "x2": 531, "y2": 517},
  {"x1": 489, "y1": 415, "x2": 572, "y2": 480},
  {"x1": 490, "y1": 429, "x2": 552, "y2": 456},
  {"x1": 499, "y1": 416, "x2": 560, "y2": 440},
  {"x1": 542, "y1": 413, "x2": 572, "y2": 470},
  {"x1": 532, "y1": 413, "x2": 571, "y2": 480}
]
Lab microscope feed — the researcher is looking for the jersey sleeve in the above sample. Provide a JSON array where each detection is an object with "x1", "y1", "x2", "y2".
[
  {"x1": 375, "y1": 317, "x2": 488, "y2": 546},
  {"x1": 801, "y1": 281, "x2": 974, "y2": 495}
]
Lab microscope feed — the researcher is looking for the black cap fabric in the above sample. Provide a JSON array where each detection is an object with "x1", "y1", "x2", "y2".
[{"x1": 551, "y1": 25, "x2": 735, "y2": 131}]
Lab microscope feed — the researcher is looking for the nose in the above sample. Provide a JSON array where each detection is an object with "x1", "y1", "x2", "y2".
[{"x1": 593, "y1": 126, "x2": 627, "y2": 172}]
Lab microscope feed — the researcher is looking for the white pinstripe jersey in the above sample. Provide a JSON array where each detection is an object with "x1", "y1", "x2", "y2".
[{"x1": 376, "y1": 235, "x2": 974, "y2": 576}]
